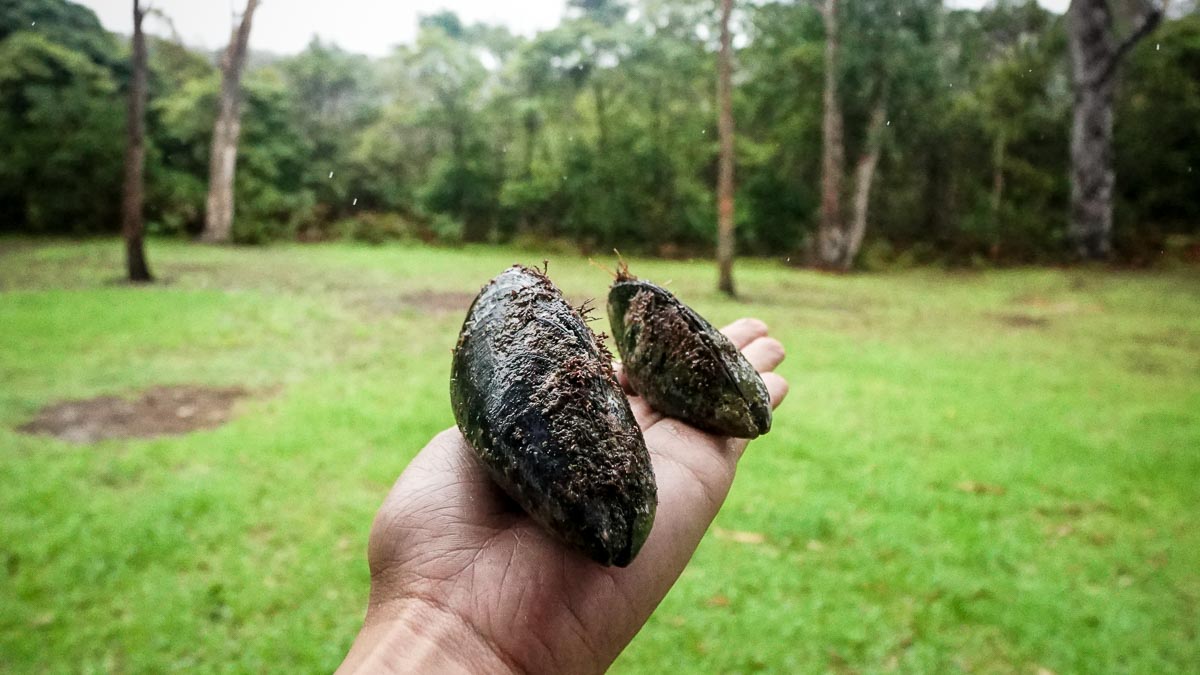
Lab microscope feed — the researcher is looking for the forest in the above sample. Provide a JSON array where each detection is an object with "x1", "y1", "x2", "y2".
[
  {"x1": 1, "y1": 0, "x2": 1198, "y2": 268},
  {"x1": 4, "y1": 2, "x2": 1200, "y2": 672}
]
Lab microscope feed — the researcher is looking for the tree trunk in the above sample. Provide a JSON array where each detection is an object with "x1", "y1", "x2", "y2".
[
  {"x1": 201, "y1": 0, "x2": 260, "y2": 243},
  {"x1": 842, "y1": 100, "x2": 886, "y2": 270},
  {"x1": 592, "y1": 80, "x2": 610, "y2": 154},
  {"x1": 121, "y1": 0, "x2": 152, "y2": 282},
  {"x1": 1067, "y1": 0, "x2": 1161, "y2": 259},
  {"x1": 815, "y1": 0, "x2": 845, "y2": 269},
  {"x1": 990, "y1": 131, "x2": 1006, "y2": 224},
  {"x1": 716, "y1": 0, "x2": 736, "y2": 296}
]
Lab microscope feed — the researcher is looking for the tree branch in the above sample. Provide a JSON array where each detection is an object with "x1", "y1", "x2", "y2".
[{"x1": 1090, "y1": 0, "x2": 1163, "y2": 87}]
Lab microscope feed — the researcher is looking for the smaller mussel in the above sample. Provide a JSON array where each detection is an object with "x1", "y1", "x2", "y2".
[
  {"x1": 451, "y1": 265, "x2": 657, "y2": 567},
  {"x1": 607, "y1": 265, "x2": 772, "y2": 439}
]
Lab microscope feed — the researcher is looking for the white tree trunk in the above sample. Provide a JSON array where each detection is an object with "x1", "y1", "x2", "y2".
[
  {"x1": 842, "y1": 101, "x2": 886, "y2": 270},
  {"x1": 201, "y1": 0, "x2": 260, "y2": 243},
  {"x1": 816, "y1": 0, "x2": 845, "y2": 268},
  {"x1": 1067, "y1": 0, "x2": 1161, "y2": 259}
]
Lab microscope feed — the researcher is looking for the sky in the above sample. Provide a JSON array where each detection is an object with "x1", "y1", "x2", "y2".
[{"x1": 76, "y1": 0, "x2": 1071, "y2": 57}]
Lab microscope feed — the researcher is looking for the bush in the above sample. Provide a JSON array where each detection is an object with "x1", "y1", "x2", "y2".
[{"x1": 333, "y1": 212, "x2": 419, "y2": 245}]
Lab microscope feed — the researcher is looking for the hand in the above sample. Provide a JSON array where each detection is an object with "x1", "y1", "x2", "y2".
[{"x1": 338, "y1": 319, "x2": 788, "y2": 674}]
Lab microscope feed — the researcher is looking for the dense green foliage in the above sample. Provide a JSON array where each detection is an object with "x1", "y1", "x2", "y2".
[
  {"x1": 0, "y1": 0, "x2": 1197, "y2": 261},
  {"x1": 1, "y1": 240, "x2": 1198, "y2": 671}
]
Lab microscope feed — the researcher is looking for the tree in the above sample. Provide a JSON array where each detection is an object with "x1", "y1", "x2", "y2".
[
  {"x1": 0, "y1": 32, "x2": 124, "y2": 233},
  {"x1": 409, "y1": 16, "x2": 501, "y2": 242},
  {"x1": 816, "y1": 0, "x2": 846, "y2": 269},
  {"x1": 1114, "y1": 14, "x2": 1200, "y2": 253},
  {"x1": 279, "y1": 38, "x2": 375, "y2": 222},
  {"x1": 0, "y1": 0, "x2": 121, "y2": 68},
  {"x1": 716, "y1": 0, "x2": 736, "y2": 295},
  {"x1": 120, "y1": 0, "x2": 152, "y2": 282},
  {"x1": 1067, "y1": 0, "x2": 1162, "y2": 259},
  {"x1": 811, "y1": 0, "x2": 940, "y2": 269},
  {"x1": 201, "y1": 0, "x2": 260, "y2": 243}
]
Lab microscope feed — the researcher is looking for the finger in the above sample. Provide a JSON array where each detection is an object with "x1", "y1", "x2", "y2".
[
  {"x1": 741, "y1": 336, "x2": 786, "y2": 373},
  {"x1": 721, "y1": 318, "x2": 769, "y2": 350},
  {"x1": 613, "y1": 361, "x2": 636, "y2": 396},
  {"x1": 761, "y1": 372, "x2": 789, "y2": 409},
  {"x1": 626, "y1": 394, "x2": 664, "y2": 430}
]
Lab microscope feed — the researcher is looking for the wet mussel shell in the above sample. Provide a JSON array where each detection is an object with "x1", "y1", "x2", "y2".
[
  {"x1": 451, "y1": 265, "x2": 657, "y2": 567},
  {"x1": 608, "y1": 276, "x2": 772, "y2": 439}
]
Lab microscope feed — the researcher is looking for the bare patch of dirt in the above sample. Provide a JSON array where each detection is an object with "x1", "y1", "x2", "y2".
[
  {"x1": 349, "y1": 290, "x2": 479, "y2": 317},
  {"x1": 17, "y1": 385, "x2": 250, "y2": 443},
  {"x1": 993, "y1": 313, "x2": 1050, "y2": 328},
  {"x1": 955, "y1": 480, "x2": 1007, "y2": 496},
  {"x1": 399, "y1": 290, "x2": 479, "y2": 313},
  {"x1": 1131, "y1": 328, "x2": 1200, "y2": 352},
  {"x1": 1010, "y1": 294, "x2": 1103, "y2": 315}
]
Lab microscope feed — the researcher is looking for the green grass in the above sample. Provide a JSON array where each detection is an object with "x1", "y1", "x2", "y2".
[{"x1": 1, "y1": 239, "x2": 1198, "y2": 673}]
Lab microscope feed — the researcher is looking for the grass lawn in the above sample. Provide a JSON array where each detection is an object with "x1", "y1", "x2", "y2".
[{"x1": 1, "y1": 239, "x2": 1198, "y2": 673}]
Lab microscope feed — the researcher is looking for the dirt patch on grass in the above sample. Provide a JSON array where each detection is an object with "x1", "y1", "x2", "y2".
[
  {"x1": 400, "y1": 290, "x2": 479, "y2": 313},
  {"x1": 17, "y1": 385, "x2": 250, "y2": 443},
  {"x1": 349, "y1": 290, "x2": 479, "y2": 317},
  {"x1": 993, "y1": 313, "x2": 1051, "y2": 329},
  {"x1": 1010, "y1": 294, "x2": 1103, "y2": 315}
]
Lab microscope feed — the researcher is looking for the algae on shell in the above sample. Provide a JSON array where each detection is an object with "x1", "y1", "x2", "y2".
[
  {"x1": 608, "y1": 269, "x2": 772, "y2": 439},
  {"x1": 451, "y1": 265, "x2": 657, "y2": 566}
]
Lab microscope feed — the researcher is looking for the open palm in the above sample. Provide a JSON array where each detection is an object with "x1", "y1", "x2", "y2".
[{"x1": 340, "y1": 319, "x2": 788, "y2": 674}]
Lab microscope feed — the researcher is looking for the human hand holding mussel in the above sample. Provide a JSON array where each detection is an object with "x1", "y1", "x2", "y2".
[{"x1": 338, "y1": 318, "x2": 787, "y2": 674}]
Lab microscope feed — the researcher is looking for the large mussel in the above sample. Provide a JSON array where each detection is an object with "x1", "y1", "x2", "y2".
[
  {"x1": 607, "y1": 266, "x2": 772, "y2": 439},
  {"x1": 451, "y1": 265, "x2": 657, "y2": 566}
]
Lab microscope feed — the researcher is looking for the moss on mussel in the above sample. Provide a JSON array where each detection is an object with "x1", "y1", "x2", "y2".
[
  {"x1": 451, "y1": 265, "x2": 657, "y2": 567},
  {"x1": 607, "y1": 266, "x2": 772, "y2": 439}
]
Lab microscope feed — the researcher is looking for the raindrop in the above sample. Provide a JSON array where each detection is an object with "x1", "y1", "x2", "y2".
[
  {"x1": 701, "y1": 129, "x2": 706, "y2": 134},
  {"x1": 1156, "y1": 43, "x2": 1160, "y2": 51},
  {"x1": 328, "y1": 171, "x2": 334, "y2": 179},
  {"x1": 886, "y1": 120, "x2": 891, "y2": 126},
  {"x1": 352, "y1": 198, "x2": 358, "y2": 206},
  {"x1": 31, "y1": 21, "x2": 36, "y2": 26}
]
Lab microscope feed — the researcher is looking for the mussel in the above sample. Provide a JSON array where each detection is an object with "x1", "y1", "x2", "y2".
[
  {"x1": 451, "y1": 265, "x2": 657, "y2": 567},
  {"x1": 607, "y1": 267, "x2": 772, "y2": 439}
]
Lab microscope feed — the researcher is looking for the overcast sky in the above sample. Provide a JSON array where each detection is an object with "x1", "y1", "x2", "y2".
[{"x1": 76, "y1": 0, "x2": 1071, "y2": 57}]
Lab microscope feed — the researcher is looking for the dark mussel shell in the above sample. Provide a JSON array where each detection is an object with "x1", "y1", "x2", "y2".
[
  {"x1": 451, "y1": 265, "x2": 657, "y2": 567},
  {"x1": 608, "y1": 270, "x2": 772, "y2": 439}
]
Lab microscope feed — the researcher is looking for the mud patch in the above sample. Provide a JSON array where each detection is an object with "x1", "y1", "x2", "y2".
[
  {"x1": 17, "y1": 385, "x2": 250, "y2": 443},
  {"x1": 350, "y1": 290, "x2": 479, "y2": 317},
  {"x1": 993, "y1": 313, "x2": 1050, "y2": 329},
  {"x1": 398, "y1": 290, "x2": 479, "y2": 313},
  {"x1": 1010, "y1": 294, "x2": 1102, "y2": 315}
]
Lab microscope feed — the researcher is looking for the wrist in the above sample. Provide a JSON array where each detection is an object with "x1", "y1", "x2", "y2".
[{"x1": 338, "y1": 596, "x2": 520, "y2": 675}]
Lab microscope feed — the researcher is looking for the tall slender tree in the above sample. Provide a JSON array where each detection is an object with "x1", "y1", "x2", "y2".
[
  {"x1": 1067, "y1": 0, "x2": 1161, "y2": 259},
  {"x1": 716, "y1": 0, "x2": 736, "y2": 296},
  {"x1": 844, "y1": 99, "x2": 887, "y2": 267},
  {"x1": 120, "y1": 0, "x2": 152, "y2": 282},
  {"x1": 816, "y1": 0, "x2": 845, "y2": 269},
  {"x1": 201, "y1": 0, "x2": 260, "y2": 243}
]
